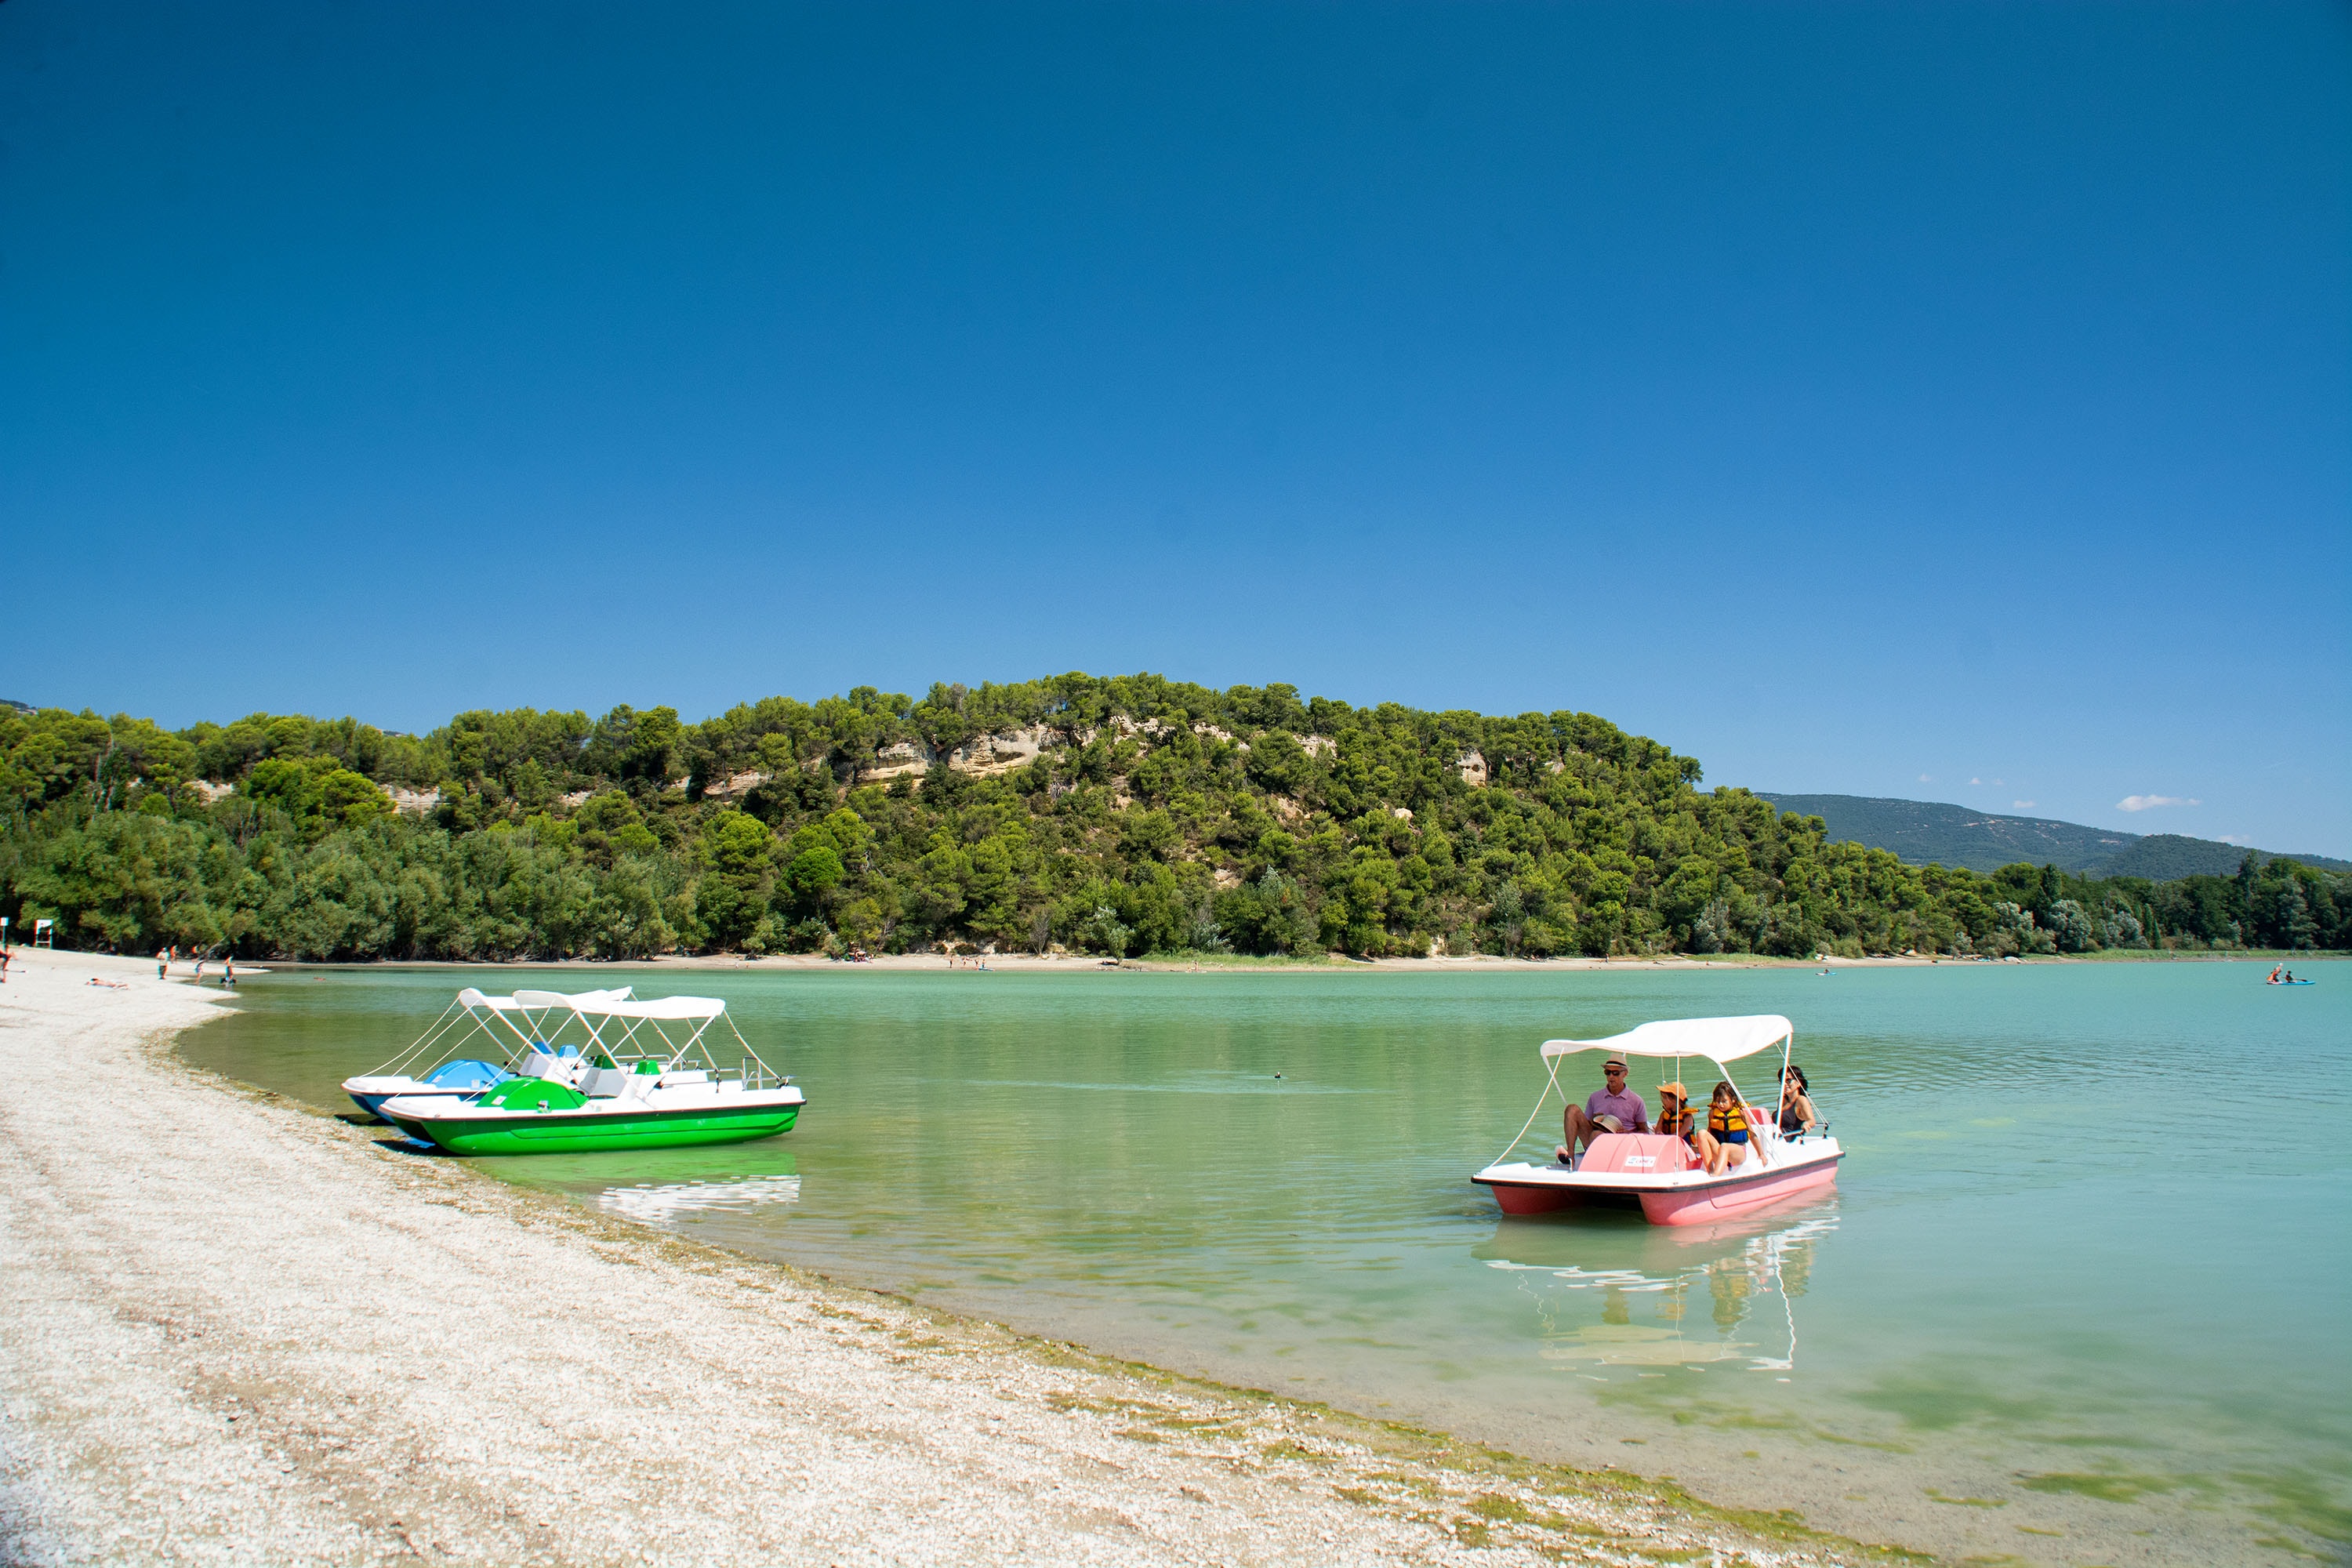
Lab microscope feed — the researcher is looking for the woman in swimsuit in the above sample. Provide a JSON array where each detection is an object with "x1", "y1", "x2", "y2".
[{"x1": 1777, "y1": 1065, "x2": 1817, "y2": 1137}]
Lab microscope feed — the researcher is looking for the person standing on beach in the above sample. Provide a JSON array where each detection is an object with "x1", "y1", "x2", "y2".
[
  {"x1": 223, "y1": 956, "x2": 236, "y2": 989},
  {"x1": 158, "y1": 949, "x2": 169, "y2": 979}
]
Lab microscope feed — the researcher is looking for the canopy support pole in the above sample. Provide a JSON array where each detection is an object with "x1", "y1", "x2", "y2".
[
  {"x1": 361, "y1": 997, "x2": 464, "y2": 1078},
  {"x1": 1494, "y1": 1054, "x2": 1568, "y2": 1167}
]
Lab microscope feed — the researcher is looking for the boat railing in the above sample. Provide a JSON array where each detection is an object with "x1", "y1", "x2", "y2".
[
  {"x1": 583, "y1": 1040, "x2": 791, "y2": 1091},
  {"x1": 731, "y1": 1058, "x2": 792, "y2": 1091}
]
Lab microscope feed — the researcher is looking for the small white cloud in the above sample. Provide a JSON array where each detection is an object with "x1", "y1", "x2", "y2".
[
  {"x1": 2217, "y1": 834, "x2": 2254, "y2": 846},
  {"x1": 1918, "y1": 773, "x2": 1933, "y2": 783},
  {"x1": 1968, "y1": 777, "x2": 1983, "y2": 786},
  {"x1": 2117, "y1": 794, "x2": 2201, "y2": 813},
  {"x1": 2012, "y1": 800, "x2": 2036, "y2": 809}
]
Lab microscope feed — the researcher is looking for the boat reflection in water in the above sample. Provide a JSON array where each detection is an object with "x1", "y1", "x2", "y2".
[
  {"x1": 597, "y1": 1173, "x2": 804, "y2": 1225},
  {"x1": 1474, "y1": 1198, "x2": 1835, "y2": 1375},
  {"x1": 461, "y1": 1143, "x2": 806, "y2": 1233}
]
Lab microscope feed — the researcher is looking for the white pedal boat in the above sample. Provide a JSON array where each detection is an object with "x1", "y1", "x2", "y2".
[
  {"x1": 1472, "y1": 1014, "x2": 1842, "y2": 1227},
  {"x1": 373, "y1": 991, "x2": 804, "y2": 1156},
  {"x1": 343, "y1": 986, "x2": 633, "y2": 1121}
]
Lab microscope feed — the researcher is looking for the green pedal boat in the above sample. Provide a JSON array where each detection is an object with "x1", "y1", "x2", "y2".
[{"x1": 378, "y1": 993, "x2": 804, "y2": 1156}]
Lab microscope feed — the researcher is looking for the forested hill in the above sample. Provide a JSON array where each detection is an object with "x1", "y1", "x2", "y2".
[
  {"x1": 2102, "y1": 835, "x2": 2352, "y2": 880},
  {"x1": 1755, "y1": 793, "x2": 2351, "y2": 878},
  {"x1": 2, "y1": 673, "x2": 2345, "y2": 961}
]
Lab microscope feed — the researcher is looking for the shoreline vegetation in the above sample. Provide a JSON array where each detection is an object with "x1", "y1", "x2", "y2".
[
  {"x1": 247, "y1": 946, "x2": 2344, "y2": 977},
  {"x1": 6, "y1": 672, "x2": 2347, "y2": 966},
  {"x1": 1, "y1": 943, "x2": 1911, "y2": 1566},
  {"x1": 270, "y1": 945, "x2": 2346, "y2": 971}
]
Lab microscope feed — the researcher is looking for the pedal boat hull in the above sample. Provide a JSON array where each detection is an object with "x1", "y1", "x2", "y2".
[
  {"x1": 379, "y1": 1083, "x2": 805, "y2": 1156},
  {"x1": 1474, "y1": 1133, "x2": 1842, "y2": 1226},
  {"x1": 344, "y1": 1060, "x2": 515, "y2": 1122},
  {"x1": 345, "y1": 1080, "x2": 473, "y2": 1121}
]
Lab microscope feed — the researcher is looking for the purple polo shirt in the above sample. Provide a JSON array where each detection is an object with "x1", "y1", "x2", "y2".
[{"x1": 1586, "y1": 1087, "x2": 1649, "y2": 1133}]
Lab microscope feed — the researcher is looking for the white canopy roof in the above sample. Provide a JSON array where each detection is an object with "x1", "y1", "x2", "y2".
[
  {"x1": 1540, "y1": 1014, "x2": 1792, "y2": 1064},
  {"x1": 461, "y1": 987, "x2": 720, "y2": 1021},
  {"x1": 586, "y1": 995, "x2": 725, "y2": 1021},
  {"x1": 511, "y1": 987, "x2": 637, "y2": 1011},
  {"x1": 458, "y1": 985, "x2": 635, "y2": 1013}
]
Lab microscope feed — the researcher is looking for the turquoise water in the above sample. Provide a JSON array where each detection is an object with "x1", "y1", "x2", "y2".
[{"x1": 181, "y1": 961, "x2": 2350, "y2": 1563}]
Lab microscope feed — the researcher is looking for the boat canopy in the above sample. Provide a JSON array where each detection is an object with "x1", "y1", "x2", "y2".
[
  {"x1": 1540, "y1": 1014, "x2": 1792, "y2": 1064},
  {"x1": 458, "y1": 985, "x2": 634, "y2": 1013},
  {"x1": 365, "y1": 985, "x2": 774, "y2": 1089},
  {"x1": 474, "y1": 987, "x2": 726, "y2": 1052},
  {"x1": 567, "y1": 995, "x2": 724, "y2": 1021}
]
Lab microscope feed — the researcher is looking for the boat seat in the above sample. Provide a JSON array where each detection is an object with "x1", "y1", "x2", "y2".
[
  {"x1": 578, "y1": 1066, "x2": 632, "y2": 1098},
  {"x1": 1578, "y1": 1133, "x2": 1699, "y2": 1174}
]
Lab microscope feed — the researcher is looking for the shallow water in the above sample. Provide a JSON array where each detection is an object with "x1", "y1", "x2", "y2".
[{"x1": 182, "y1": 960, "x2": 2350, "y2": 1564}]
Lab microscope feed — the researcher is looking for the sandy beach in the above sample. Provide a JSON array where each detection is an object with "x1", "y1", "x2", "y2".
[{"x1": 0, "y1": 945, "x2": 1892, "y2": 1566}]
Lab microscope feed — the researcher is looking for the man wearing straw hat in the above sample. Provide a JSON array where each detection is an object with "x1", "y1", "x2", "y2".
[{"x1": 1556, "y1": 1054, "x2": 1650, "y2": 1166}]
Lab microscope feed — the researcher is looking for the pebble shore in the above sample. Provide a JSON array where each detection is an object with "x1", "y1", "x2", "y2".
[{"x1": 0, "y1": 946, "x2": 1894, "y2": 1566}]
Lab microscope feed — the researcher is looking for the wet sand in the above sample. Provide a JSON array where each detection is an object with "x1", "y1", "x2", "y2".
[{"x1": 0, "y1": 946, "x2": 1887, "y2": 1566}]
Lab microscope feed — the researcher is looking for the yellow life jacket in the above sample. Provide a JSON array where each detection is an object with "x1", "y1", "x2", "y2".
[
  {"x1": 1657, "y1": 1104, "x2": 1695, "y2": 1137},
  {"x1": 1708, "y1": 1100, "x2": 1748, "y2": 1134}
]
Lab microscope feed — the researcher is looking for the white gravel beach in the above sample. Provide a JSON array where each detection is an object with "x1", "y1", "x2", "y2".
[{"x1": 0, "y1": 946, "x2": 1885, "y2": 1567}]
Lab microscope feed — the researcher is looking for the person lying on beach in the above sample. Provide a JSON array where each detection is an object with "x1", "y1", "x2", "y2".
[
  {"x1": 1704, "y1": 1080, "x2": 1767, "y2": 1174},
  {"x1": 86, "y1": 976, "x2": 129, "y2": 990},
  {"x1": 1778, "y1": 1065, "x2": 1817, "y2": 1135},
  {"x1": 1558, "y1": 1055, "x2": 1649, "y2": 1164}
]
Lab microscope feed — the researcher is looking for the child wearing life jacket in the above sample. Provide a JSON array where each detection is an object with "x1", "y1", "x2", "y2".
[
  {"x1": 1656, "y1": 1082, "x2": 1710, "y2": 1171},
  {"x1": 1706, "y1": 1080, "x2": 1769, "y2": 1174}
]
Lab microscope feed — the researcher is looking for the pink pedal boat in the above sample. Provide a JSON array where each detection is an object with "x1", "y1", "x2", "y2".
[{"x1": 1472, "y1": 1014, "x2": 1842, "y2": 1227}]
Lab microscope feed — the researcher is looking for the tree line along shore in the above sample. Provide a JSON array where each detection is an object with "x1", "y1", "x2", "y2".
[{"x1": 4, "y1": 672, "x2": 2345, "y2": 963}]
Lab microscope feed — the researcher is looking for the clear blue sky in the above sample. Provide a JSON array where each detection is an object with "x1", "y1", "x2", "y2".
[{"x1": 3, "y1": 2, "x2": 2347, "y2": 854}]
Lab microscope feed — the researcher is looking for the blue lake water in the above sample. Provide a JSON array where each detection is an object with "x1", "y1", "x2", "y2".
[{"x1": 181, "y1": 960, "x2": 2350, "y2": 1565}]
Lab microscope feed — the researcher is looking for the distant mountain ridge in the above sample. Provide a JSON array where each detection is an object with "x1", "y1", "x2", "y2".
[{"x1": 1755, "y1": 793, "x2": 2352, "y2": 879}]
